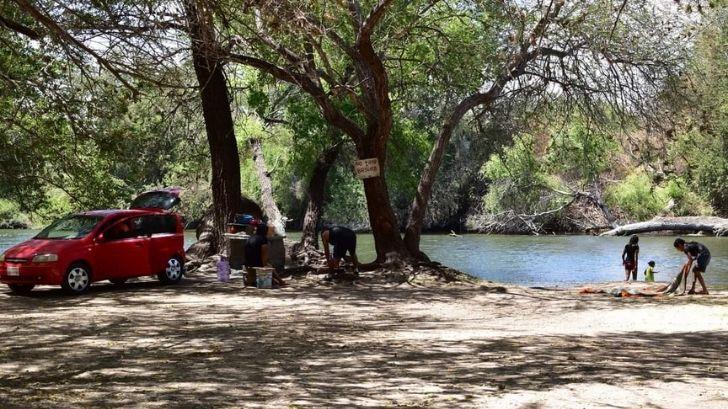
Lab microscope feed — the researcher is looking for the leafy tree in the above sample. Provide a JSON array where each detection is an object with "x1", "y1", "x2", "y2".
[{"x1": 668, "y1": 3, "x2": 728, "y2": 214}]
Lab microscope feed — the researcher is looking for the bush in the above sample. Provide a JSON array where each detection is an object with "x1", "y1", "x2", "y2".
[
  {"x1": 0, "y1": 199, "x2": 30, "y2": 229},
  {"x1": 606, "y1": 170, "x2": 713, "y2": 220}
]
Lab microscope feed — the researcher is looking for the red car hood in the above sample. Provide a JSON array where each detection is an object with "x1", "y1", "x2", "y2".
[{"x1": 3, "y1": 239, "x2": 79, "y2": 260}]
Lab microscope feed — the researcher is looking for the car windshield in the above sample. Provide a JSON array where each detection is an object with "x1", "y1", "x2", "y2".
[{"x1": 34, "y1": 215, "x2": 104, "y2": 240}]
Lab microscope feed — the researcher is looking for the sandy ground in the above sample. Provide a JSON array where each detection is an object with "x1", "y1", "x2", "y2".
[{"x1": 0, "y1": 271, "x2": 726, "y2": 408}]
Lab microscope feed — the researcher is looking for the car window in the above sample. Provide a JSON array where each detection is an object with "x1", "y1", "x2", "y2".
[
  {"x1": 104, "y1": 217, "x2": 146, "y2": 241},
  {"x1": 143, "y1": 215, "x2": 178, "y2": 236}
]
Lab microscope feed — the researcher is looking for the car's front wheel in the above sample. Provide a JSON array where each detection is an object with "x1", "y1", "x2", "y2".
[
  {"x1": 158, "y1": 257, "x2": 183, "y2": 284},
  {"x1": 61, "y1": 263, "x2": 92, "y2": 294},
  {"x1": 8, "y1": 284, "x2": 35, "y2": 295}
]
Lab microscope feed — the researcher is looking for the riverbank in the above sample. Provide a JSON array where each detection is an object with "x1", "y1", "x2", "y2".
[{"x1": 0, "y1": 272, "x2": 725, "y2": 408}]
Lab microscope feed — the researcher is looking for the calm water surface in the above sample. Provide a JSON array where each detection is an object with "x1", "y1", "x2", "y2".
[
  {"x1": 287, "y1": 232, "x2": 728, "y2": 287},
  {"x1": 2, "y1": 229, "x2": 726, "y2": 287}
]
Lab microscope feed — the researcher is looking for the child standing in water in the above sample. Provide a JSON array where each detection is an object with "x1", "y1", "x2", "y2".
[
  {"x1": 622, "y1": 235, "x2": 640, "y2": 281},
  {"x1": 643, "y1": 260, "x2": 658, "y2": 282}
]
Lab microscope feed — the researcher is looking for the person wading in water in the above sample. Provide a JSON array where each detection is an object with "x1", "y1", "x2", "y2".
[{"x1": 622, "y1": 235, "x2": 640, "y2": 281}]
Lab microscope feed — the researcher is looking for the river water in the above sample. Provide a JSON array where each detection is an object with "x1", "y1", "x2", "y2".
[{"x1": 2, "y1": 229, "x2": 727, "y2": 288}]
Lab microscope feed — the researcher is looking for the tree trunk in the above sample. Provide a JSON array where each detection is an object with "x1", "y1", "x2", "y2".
[
  {"x1": 403, "y1": 48, "x2": 536, "y2": 257},
  {"x1": 184, "y1": 0, "x2": 241, "y2": 253},
  {"x1": 249, "y1": 137, "x2": 286, "y2": 236},
  {"x1": 299, "y1": 142, "x2": 342, "y2": 249},
  {"x1": 600, "y1": 216, "x2": 728, "y2": 236},
  {"x1": 590, "y1": 182, "x2": 617, "y2": 228},
  {"x1": 403, "y1": 98, "x2": 481, "y2": 259},
  {"x1": 356, "y1": 141, "x2": 409, "y2": 262}
]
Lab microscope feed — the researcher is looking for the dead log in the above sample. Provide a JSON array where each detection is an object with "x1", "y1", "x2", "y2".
[{"x1": 600, "y1": 216, "x2": 728, "y2": 237}]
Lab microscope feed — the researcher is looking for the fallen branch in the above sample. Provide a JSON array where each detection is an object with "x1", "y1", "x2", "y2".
[{"x1": 600, "y1": 216, "x2": 728, "y2": 237}]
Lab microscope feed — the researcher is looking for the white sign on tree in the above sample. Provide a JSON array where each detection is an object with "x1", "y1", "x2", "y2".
[{"x1": 354, "y1": 158, "x2": 380, "y2": 179}]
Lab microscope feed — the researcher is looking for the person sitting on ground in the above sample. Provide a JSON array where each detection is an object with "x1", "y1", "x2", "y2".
[
  {"x1": 622, "y1": 235, "x2": 640, "y2": 281},
  {"x1": 321, "y1": 225, "x2": 359, "y2": 278},
  {"x1": 244, "y1": 221, "x2": 284, "y2": 288},
  {"x1": 643, "y1": 260, "x2": 658, "y2": 282},
  {"x1": 673, "y1": 238, "x2": 710, "y2": 295}
]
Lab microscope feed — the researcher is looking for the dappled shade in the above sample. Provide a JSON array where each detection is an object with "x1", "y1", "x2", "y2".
[{"x1": 0, "y1": 276, "x2": 725, "y2": 407}]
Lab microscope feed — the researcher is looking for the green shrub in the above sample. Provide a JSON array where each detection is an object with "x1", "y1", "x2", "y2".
[
  {"x1": 545, "y1": 120, "x2": 619, "y2": 184},
  {"x1": 481, "y1": 134, "x2": 567, "y2": 214},
  {"x1": 606, "y1": 171, "x2": 713, "y2": 220},
  {"x1": 606, "y1": 171, "x2": 666, "y2": 220},
  {"x1": 0, "y1": 199, "x2": 31, "y2": 228}
]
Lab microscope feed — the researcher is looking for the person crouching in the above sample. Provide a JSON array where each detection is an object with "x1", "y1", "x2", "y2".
[
  {"x1": 673, "y1": 238, "x2": 710, "y2": 295},
  {"x1": 321, "y1": 225, "x2": 359, "y2": 280},
  {"x1": 244, "y1": 222, "x2": 284, "y2": 287}
]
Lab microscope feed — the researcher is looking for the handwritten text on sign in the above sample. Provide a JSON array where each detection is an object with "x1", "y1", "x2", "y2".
[{"x1": 354, "y1": 158, "x2": 380, "y2": 179}]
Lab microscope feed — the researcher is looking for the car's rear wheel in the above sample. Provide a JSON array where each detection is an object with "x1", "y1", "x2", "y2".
[
  {"x1": 158, "y1": 257, "x2": 183, "y2": 284},
  {"x1": 109, "y1": 278, "x2": 127, "y2": 285},
  {"x1": 61, "y1": 263, "x2": 92, "y2": 294},
  {"x1": 8, "y1": 284, "x2": 34, "y2": 295}
]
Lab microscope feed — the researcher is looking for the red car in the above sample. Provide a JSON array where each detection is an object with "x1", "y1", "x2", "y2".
[{"x1": 0, "y1": 189, "x2": 185, "y2": 294}]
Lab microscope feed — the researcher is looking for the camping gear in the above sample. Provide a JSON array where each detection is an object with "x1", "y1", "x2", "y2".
[
  {"x1": 225, "y1": 233, "x2": 249, "y2": 269},
  {"x1": 236, "y1": 214, "x2": 257, "y2": 225},
  {"x1": 216, "y1": 256, "x2": 231, "y2": 283},
  {"x1": 227, "y1": 215, "x2": 259, "y2": 235},
  {"x1": 268, "y1": 235, "x2": 285, "y2": 273},
  {"x1": 255, "y1": 267, "x2": 274, "y2": 289},
  {"x1": 224, "y1": 233, "x2": 285, "y2": 272},
  {"x1": 245, "y1": 268, "x2": 256, "y2": 286}
]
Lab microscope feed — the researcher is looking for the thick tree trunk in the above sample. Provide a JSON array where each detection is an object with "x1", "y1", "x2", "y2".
[
  {"x1": 184, "y1": 0, "x2": 241, "y2": 253},
  {"x1": 249, "y1": 137, "x2": 285, "y2": 236},
  {"x1": 363, "y1": 175, "x2": 408, "y2": 262},
  {"x1": 299, "y1": 142, "x2": 341, "y2": 249},
  {"x1": 356, "y1": 141, "x2": 409, "y2": 262},
  {"x1": 600, "y1": 216, "x2": 728, "y2": 236}
]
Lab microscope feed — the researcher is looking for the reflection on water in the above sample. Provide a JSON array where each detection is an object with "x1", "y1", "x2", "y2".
[{"x1": 2, "y1": 229, "x2": 726, "y2": 287}]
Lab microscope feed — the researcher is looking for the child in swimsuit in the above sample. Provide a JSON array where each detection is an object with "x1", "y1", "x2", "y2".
[{"x1": 622, "y1": 235, "x2": 639, "y2": 281}]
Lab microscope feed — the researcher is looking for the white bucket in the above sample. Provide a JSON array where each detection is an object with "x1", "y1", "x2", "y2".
[{"x1": 255, "y1": 267, "x2": 274, "y2": 289}]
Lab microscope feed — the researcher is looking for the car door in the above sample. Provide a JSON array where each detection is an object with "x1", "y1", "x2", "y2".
[
  {"x1": 95, "y1": 216, "x2": 152, "y2": 279},
  {"x1": 146, "y1": 214, "x2": 183, "y2": 274}
]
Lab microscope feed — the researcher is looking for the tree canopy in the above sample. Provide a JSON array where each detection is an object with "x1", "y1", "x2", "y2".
[{"x1": 0, "y1": 0, "x2": 725, "y2": 259}]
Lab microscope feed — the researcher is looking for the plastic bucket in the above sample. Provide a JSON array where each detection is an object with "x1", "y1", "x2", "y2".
[
  {"x1": 216, "y1": 257, "x2": 230, "y2": 283},
  {"x1": 255, "y1": 267, "x2": 274, "y2": 289}
]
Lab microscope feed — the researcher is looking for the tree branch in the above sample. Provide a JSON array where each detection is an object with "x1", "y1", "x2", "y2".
[
  {"x1": 12, "y1": 0, "x2": 137, "y2": 94},
  {"x1": 0, "y1": 13, "x2": 41, "y2": 39}
]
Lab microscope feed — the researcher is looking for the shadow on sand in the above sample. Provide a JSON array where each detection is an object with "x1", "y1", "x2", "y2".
[{"x1": 0, "y1": 276, "x2": 725, "y2": 407}]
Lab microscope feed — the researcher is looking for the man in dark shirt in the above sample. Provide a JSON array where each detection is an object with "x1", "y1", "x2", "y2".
[
  {"x1": 673, "y1": 237, "x2": 711, "y2": 295},
  {"x1": 244, "y1": 221, "x2": 285, "y2": 287},
  {"x1": 321, "y1": 225, "x2": 359, "y2": 275},
  {"x1": 244, "y1": 223, "x2": 269, "y2": 286},
  {"x1": 245, "y1": 223, "x2": 269, "y2": 268}
]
